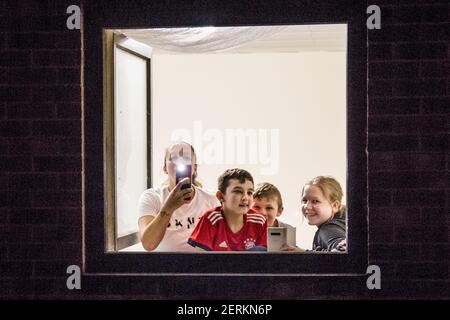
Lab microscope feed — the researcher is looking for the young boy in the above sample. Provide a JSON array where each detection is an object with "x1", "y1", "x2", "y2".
[
  {"x1": 188, "y1": 168, "x2": 267, "y2": 251},
  {"x1": 251, "y1": 182, "x2": 295, "y2": 229}
]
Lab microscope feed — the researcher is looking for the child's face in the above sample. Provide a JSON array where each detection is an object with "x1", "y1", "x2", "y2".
[
  {"x1": 301, "y1": 185, "x2": 339, "y2": 226},
  {"x1": 218, "y1": 179, "x2": 254, "y2": 216},
  {"x1": 252, "y1": 197, "x2": 282, "y2": 227}
]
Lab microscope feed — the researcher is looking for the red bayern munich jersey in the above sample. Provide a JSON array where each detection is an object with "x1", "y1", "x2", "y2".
[{"x1": 188, "y1": 206, "x2": 267, "y2": 251}]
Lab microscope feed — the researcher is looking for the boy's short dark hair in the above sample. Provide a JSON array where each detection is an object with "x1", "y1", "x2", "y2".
[
  {"x1": 253, "y1": 182, "x2": 283, "y2": 209},
  {"x1": 218, "y1": 168, "x2": 254, "y2": 194}
]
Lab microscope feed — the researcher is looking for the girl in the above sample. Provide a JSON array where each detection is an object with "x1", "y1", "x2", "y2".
[{"x1": 283, "y1": 176, "x2": 346, "y2": 252}]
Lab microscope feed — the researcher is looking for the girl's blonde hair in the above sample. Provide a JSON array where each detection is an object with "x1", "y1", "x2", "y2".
[
  {"x1": 162, "y1": 141, "x2": 202, "y2": 187},
  {"x1": 302, "y1": 176, "x2": 346, "y2": 214}
]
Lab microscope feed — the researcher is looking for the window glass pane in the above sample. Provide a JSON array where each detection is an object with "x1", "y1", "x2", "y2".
[{"x1": 115, "y1": 48, "x2": 148, "y2": 237}]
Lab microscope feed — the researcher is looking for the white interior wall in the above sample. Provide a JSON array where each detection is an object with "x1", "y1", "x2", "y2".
[{"x1": 151, "y1": 51, "x2": 347, "y2": 249}]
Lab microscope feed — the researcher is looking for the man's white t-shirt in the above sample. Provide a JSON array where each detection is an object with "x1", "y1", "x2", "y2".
[{"x1": 137, "y1": 186, "x2": 220, "y2": 252}]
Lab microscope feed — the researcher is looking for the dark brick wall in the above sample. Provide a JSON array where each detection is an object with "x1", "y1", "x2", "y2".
[{"x1": 0, "y1": 0, "x2": 448, "y2": 299}]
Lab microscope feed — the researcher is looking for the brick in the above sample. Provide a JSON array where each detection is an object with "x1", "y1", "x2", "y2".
[
  {"x1": 27, "y1": 137, "x2": 81, "y2": 156},
  {"x1": 0, "y1": 156, "x2": 32, "y2": 172},
  {"x1": 396, "y1": 263, "x2": 448, "y2": 280},
  {"x1": 59, "y1": 209, "x2": 81, "y2": 226},
  {"x1": 57, "y1": 67, "x2": 80, "y2": 85},
  {"x1": 369, "y1": 134, "x2": 418, "y2": 152},
  {"x1": 421, "y1": 207, "x2": 449, "y2": 226},
  {"x1": 420, "y1": 134, "x2": 448, "y2": 152},
  {"x1": 33, "y1": 156, "x2": 80, "y2": 172},
  {"x1": 422, "y1": 225, "x2": 449, "y2": 244},
  {"x1": 9, "y1": 208, "x2": 60, "y2": 225},
  {"x1": 421, "y1": 244, "x2": 450, "y2": 262},
  {"x1": 394, "y1": 225, "x2": 423, "y2": 243},
  {"x1": 0, "y1": 244, "x2": 7, "y2": 260},
  {"x1": 369, "y1": 116, "x2": 393, "y2": 133},
  {"x1": 32, "y1": 120, "x2": 80, "y2": 137},
  {"x1": 369, "y1": 154, "x2": 385, "y2": 178},
  {"x1": 32, "y1": 225, "x2": 80, "y2": 243},
  {"x1": 370, "y1": 98, "x2": 421, "y2": 115},
  {"x1": 60, "y1": 242, "x2": 81, "y2": 261},
  {"x1": 393, "y1": 5, "x2": 448, "y2": 24},
  {"x1": 422, "y1": 98, "x2": 450, "y2": 114},
  {"x1": 370, "y1": 207, "x2": 421, "y2": 226},
  {"x1": 0, "y1": 87, "x2": 32, "y2": 102},
  {"x1": 370, "y1": 243, "x2": 421, "y2": 261},
  {"x1": 32, "y1": 50, "x2": 80, "y2": 67},
  {"x1": 370, "y1": 24, "x2": 422, "y2": 43},
  {"x1": 0, "y1": 51, "x2": 31, "y2": 67},
  {"x1": 0, "y1": 225, "x2": 31, "y2": 243},
  {"x1": 33, "y1": 261, "x2": 73, "y2": 277},
  {"x1": 32, "y1": 190, "x2": 81, "y2": 207},
  {"x1": 392, "y1": 115, "x2": 448, "y2": 134},
  {"x1": 8, "y1": 243, "x2": 61, "y2": 260},
  {"x1": 54, "y1": 85, "x2": 80, "y2": 103},
  {"x1": 6, "y1": 103, "x2": 55, "y2": 119},
  {"x1": 391, "y1": 153, "x2": 446, "y2": 171},
  {"x1": 369, "y1": 171, "x2": 392, "y2": 188},
  {"x1": 0, "y1": 173, "x2": 9, "y2": 190},
  {"x1": 58, "y1": 137, "x2": 81, "y2": 155},
  {"x1": 420, "y1": 24, "x2": 450, "y2": 42},
  {"x1": 420, "y1": 61, "x2": 449, "y2": 78},
  {"x1": 393, "y1": 43, "x2": 447, "y2": 60},
  {"x1": 0, "y1": 69, "x2": 5, "y2": 85},
  {"x1": 59, "y1": 173, "x2": 81, "y2": 190},
  {"x1": 392, "y1": 172, "x2": 449, "y2": 189},
  {"x1": 0, "y1": 139, "x2": 8, "y2": 155},
  {"x1": 54, "y1": 33, "x2": 81, "y2": 50},
  {"x1": 10, "y1": 173, "x2": 59, "y2": 190},
  {"x1": 56, "y1": 103, "x2": 80, "y2": 119},
  {"x1": 393, "y1": 189, "x2": 446, "y2": 206},
  {"x1": 0, "y1": 208, "x2": 9, "y2": 224},
  {"x1": 370, "y1": 225, "x2": 394, "y2": 243},
  {"x1": 312, "y1": 277, "x2": 367, "y2": 298},
  {"x1": 32, "y1": 86, "x2": 56, "y2": 102},
  {"x1": 29, "y1": 137, "x2": 66, "y2": 155},
  {"x1": 0, "y1": 262, "x2": 33, "y2": 277},
  {"x1": 5, "y1": 1, "x2": 53, "y2": 17},
  {"x1": 393, "y1": 79, "x2": 446, "y2": 96},
  {"x1": 0, "y1": 120, "x2": 30, "y2": 137},
  {"x1": 369, "y1": 61, "x2": 420, "y2": 79},
  {"x1": 9, "y1": 67, "x2": 58, "y2": 85},
  {"x1": 32, "y1": 85, "x2": 80, "y2": 103},
  {"x1": 369, "y1": 80, "x2": 392, "y2": 96},
  {"x1": 0, "y1": 191, "x2": 32, "y2": 208},
  {"x1": 369, "y1": 43, "x2": 392, "y2": 60},
  {"x1": 7, "y1": 16, "x2": 67, "y2": 33},
  {"x1": 369, "y1": 190, "x2": 392, "y2": 207},
  {"x1": 9, "y1": 33, "x2": 56, "y2": 50}
]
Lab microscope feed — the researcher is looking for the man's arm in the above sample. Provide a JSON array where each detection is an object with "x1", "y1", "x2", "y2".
[
  {"x1": 138, "y1": 178, "x2": 194, "y2": 251},
  {"x1": 138, "y1": 208, "x2": 173, "y2": 251}
]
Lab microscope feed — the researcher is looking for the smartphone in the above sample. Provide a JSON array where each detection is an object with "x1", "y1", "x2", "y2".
[{"x1": 175, "y1": 164, "x2": 192, "y2": 189}]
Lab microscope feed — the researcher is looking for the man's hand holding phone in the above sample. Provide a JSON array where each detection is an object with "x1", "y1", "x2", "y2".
[{"x1": 162, "y1": 177, "x2": 194, "y2": 215}]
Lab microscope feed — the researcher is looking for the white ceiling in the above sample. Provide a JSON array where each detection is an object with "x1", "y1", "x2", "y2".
[
  {"x1": 227, "y1": 24, "x2": 347, "y2": 53},
  {"x1": 120, "y1": 24, "x2": 347, "y2": 54}
]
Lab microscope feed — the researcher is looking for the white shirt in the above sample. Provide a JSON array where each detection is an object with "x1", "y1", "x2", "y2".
[{"x1": 138, "y1": 185, "x2": 220, "y2": 252}]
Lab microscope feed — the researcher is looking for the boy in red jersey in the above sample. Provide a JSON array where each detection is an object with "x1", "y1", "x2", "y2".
[{"x1": 188, "y1": 168, "x2": 267, "y2": 251}]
